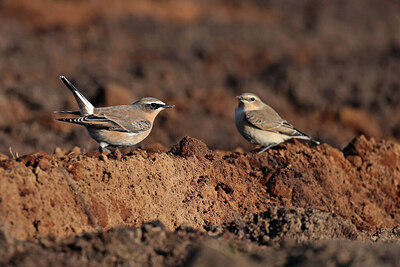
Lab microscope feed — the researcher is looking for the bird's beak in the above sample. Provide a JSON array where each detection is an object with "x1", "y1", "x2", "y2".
[
  {"x1": 236, "y1": 95, "x2": 244, "y2": 101},
  {"x1": 163, "y1": 104, "x2": 175, "y2": 108}
]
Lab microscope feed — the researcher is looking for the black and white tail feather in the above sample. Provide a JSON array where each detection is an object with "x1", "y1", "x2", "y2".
[
  {"x1": 55, "y1": 76, "x2": 94, "y2": 116},
  {"x1": 289, "y1": 125, "x2": 320, "y2": 145}
]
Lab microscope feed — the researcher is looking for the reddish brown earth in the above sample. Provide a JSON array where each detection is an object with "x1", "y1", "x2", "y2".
[
  {"x1": 0, "y1": 136, "x2": 399, "y2": 240},
  {"x1": 1, "y1": 0, "x2": 400, "y2": 265},
  {"x1": 1, "y1": 136, "x2": 400, "y2": 265}
]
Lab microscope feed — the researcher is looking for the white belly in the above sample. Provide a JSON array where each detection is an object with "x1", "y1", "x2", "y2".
[
  {"x1": 87, "y1": 128, "x2": 150, "y2": 147},
  {"x1": 235, "y1": 107, "x2": 288, "y2": 146},
  {"x1": 244, "y1": 126, "x2": 288, "y2": 146}
]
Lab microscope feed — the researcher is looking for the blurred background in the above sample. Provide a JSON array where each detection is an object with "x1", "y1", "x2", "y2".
[{"x1": 0, "y1": 0, "x2": 399, "y2": 154}]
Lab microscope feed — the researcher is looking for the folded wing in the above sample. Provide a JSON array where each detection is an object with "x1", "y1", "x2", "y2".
[
  {"x1": 245, "y1": 109, "x2": 307, "y2": 138},
  {"x1": 56, "y1": 113, "x2": 151, "y2": 133}
]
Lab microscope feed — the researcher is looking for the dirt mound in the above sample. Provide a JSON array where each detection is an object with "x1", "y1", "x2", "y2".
[
  {"x1": 0, "y1": 222, "x2": 202, "y2": 266},
  {"x1": 0, "y1": 136, "x2": 399, "y2": 241},
  {"x1": 258, "y1": 240, "x2": 400, "y2": 267},
  {"x1": 208, "y1": 206, "x2": 361, "y2": 247},
  {"x1": 0, "y1": 213, "x2": 399, "y2": 266}
]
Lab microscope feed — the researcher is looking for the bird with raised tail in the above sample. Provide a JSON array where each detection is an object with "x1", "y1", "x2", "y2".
[
  {"x1": 235, "y1": 93, "x2": 319, "y2": 153},
  {"x1": 55, "y1": 76, "x2": 174, "y2": 153}
]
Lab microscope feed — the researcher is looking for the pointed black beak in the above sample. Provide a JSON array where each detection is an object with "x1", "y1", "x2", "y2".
[{"x1": 163, "y1": 104, "x2": 175, "y2": 108}]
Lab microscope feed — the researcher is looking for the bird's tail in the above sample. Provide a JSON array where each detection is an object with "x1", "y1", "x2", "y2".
[
  {"x1": 60, "y1": 76, "x2": 94, "y2": 116},
  {"x1": 307, "y1": 136, "x2": 320, "y2": 145},
  {"x1": 55, "y1": 118, "x2": 79, "y2": 123},
  {"x1": 293, "y1": 129, "x2": 320, "y2": 144}
]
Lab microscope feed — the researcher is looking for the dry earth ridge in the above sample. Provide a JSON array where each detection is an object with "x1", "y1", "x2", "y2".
[
  {"x1": 0, "y1": 135, "x2": 399, "y2": 240},
  {"x1": 1, "y1": 135, "x2": 400, "y2": 265}
]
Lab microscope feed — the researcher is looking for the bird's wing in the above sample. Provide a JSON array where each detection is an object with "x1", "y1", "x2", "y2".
[
  {"x1": 101, "y1": 108, "x2": 152, "y2": 133},
  {"x1": 56, "y1": 113, "x2": 151, "y2": 133},
  {"x1": 245, "y1": 109, "x2": 304, "y2": 137}
]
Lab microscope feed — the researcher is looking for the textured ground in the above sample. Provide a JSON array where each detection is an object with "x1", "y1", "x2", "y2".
[
  {"x1": 1, "y1": 0, "x2": 400, "y2": 265},
  {"x1": 0, "y1": 136, "x2": 399, "y2": 240},
  {"x1": 0, "y1": 0, "x2": 400, "y2": 155},
  {"x1": 0, "y1": 136, "x2": 400, "y2": 265}
]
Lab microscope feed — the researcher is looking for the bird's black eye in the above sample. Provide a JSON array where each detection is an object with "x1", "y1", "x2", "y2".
[
  {"x1": 149, "y1": 103, "x2": 162, "y2": 110},
  {"x1": 250, "y1": 97, "x2": 255, "y2": 101}
]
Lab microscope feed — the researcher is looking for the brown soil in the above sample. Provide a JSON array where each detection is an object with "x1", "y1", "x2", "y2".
[
  {"x1": 1, "y1": 0, "x2": 400, "y2": 265},
  {"x1": 0, "y1": 220, "x2": 400, "y2": 266},
  {"x1": 1, "y1": 135, "x2": 400, "y2": 266},
  {"x1": 0, "y1": 207, "x2": 399, "y2": 266},
  {"x1": 1, "y1": 137, "x2": 400, "y2": 265},
  {"x1": 0, "y1": 136, "x2": 399, "y2": 241}
]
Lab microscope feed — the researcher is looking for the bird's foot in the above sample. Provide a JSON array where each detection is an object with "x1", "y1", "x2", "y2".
[
  {"x1": 98, "y1": 143, "x2": 111, "y2": 154},
  {"x1": 258, "y1": 143, "x2": 278, "y2": 154}
]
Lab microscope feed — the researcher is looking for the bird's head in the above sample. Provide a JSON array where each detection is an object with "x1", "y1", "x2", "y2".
[
  {"x1": 236, "y1": 93, "x2": 264, "y2": 110},
  {"x1": 134, "y1": 97, "x2": 174, "y2": 114}
]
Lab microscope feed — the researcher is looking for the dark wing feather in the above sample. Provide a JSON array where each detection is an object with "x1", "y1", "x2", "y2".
[
  {"x1": 56, "y1": 113, "x2": 150, "y2": 133},
  {"x1": 101, "y1": 111, "x2": 151, "y2": 133}
]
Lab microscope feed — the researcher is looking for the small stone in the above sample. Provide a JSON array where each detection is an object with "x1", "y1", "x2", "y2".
[
  {"x1": 347, "y1": 155, "x2": 362, "y2": 168},
  {"x1": 38, "y1": 157, "x2": 52, "y2": 170}
]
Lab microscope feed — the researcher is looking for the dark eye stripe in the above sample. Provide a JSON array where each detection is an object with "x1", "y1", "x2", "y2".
[{"x1": 149, "y1": 103, "x2": 163, "y2": 109}]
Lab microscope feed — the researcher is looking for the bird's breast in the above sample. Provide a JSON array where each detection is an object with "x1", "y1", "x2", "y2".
[
  {"x1": 87, "y1": 128, "x2": 151, "y2": 147},
  {"x1": 235, "y1": 108, "x2": 252, "y2": 140}
]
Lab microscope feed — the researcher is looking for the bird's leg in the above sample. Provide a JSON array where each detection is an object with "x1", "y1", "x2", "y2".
[
  {"x1": 99, "y1": 146, "x2": 111, "y2": 153},
  {"x1": 258, "y1": 143, "x2": 278, "y2": 154},
  {"x1": 98, "y1": 142, "x2": 111, "y2": 153}
]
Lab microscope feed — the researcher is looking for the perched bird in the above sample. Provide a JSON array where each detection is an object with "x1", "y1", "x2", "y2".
[
  {"x1": 55, "y1": 76, "x2": 174, "y2": 153},
  {"x1": 235, "y1": 93, "x2": 319, "y2": 153}
]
